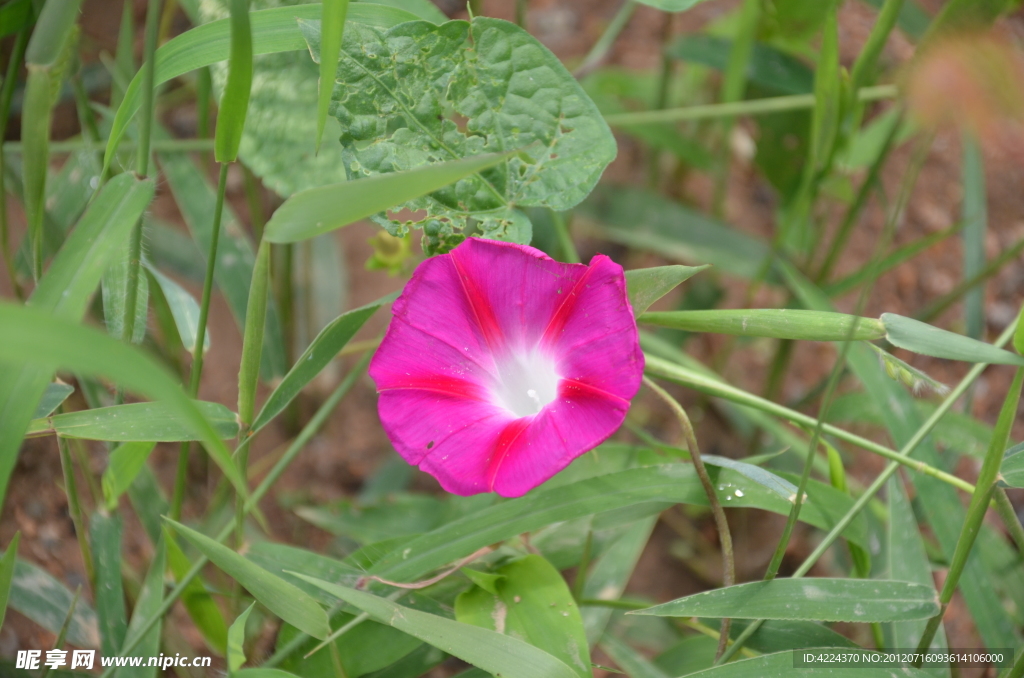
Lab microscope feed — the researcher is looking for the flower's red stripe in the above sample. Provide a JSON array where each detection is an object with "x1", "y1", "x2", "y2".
[
  {"x1": 559, "y1": 377, "x2": 629, "y2": 405},
  {"x1": 486, "y1": 417, "x2": 531, "y2": 492},
  {"x1": 540, "y1": 259, "x2": 599, "y2": 347},
  {"x1": 379, "y1": 375, "x2": 489, "y2": 401},
  {"x1": 449, "y1": 250, "x2": 505, "y2": 351}
]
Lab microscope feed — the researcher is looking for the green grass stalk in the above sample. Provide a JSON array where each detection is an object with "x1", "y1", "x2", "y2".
[
  {"x1": 574, "y1": 0, "x2": 636, "y2": 78},
  {"x1": 171, "y1": 162, "x2": 229, "y2": 521},
  {"x1": 99, "y1": 353, "x2": 371, "y2": 675},
  {"x1": 716, "y1": 316, "x2": 1021, "y2": 663},
  {"x1": 644, "y1": 376, "x2": 734, "y2": 659},
  {"x1": 914, "y1": 365, "x2": 1024, "y2": 661}
]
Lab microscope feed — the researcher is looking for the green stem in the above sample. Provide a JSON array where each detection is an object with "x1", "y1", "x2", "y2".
[
  {"x1": 914, "y1": 366, "x2": 1024, "y2": 661},
  {"x1": 0, "y1": 24, "x2": 29, "y2": 300},
  {"x1": 815, "y1": 112, "x2": 902, "y2": 283},
  {"x1": 605, "y1": 85, "x2": 897, "y2": 126},
  {"x1": 716, "y1": 317, "x2": 1021, "y2": 664},
  {"x1": 171, "y1": 162, "x2": 229, "y2": 521},
  {"x1": 99, "y1": 353, "x2": 372, "y2": 676},
  {"x1": 136, "y1": 0, "x2": 162, "y2": 178},
  {"x1": 551, "y1": 210, "x2": 580, "y2": 264},
  {"x1": 645, "y1": 355, "x2": 974, "y2": 494},
  {"x1": 58, "y1": 435, "x2": 95, "y2": 588},
  {"x1": 993, "y1": 488, "x2": 1024, "y2": 555},
  {"x1": 647, "y1": 12, "x2": 676, "y2": 188},
  {"x1": 762, "y1": 129, "x2": 925, "y2": 581},
  {"x1": 574, "y1": 0, "x2": 636, "y2": 78},
  {"x1": 515, "y1": 0, "x2": 527, "y2": 28},
  {"x1": 643, "y1": 376, "x2": 734, "y2": 660}
]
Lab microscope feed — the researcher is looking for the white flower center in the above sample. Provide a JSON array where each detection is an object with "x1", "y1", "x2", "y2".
[{"x1": 492, "y1": 349, "x2": 561, "y2": 418}]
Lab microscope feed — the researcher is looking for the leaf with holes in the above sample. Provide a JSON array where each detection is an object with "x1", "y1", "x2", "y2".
[{"x1": 300, "y1": 16, "x2": 616, "y2": 254}]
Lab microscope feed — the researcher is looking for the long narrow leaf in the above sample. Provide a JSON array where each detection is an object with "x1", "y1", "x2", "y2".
[
  {"x1": 0, "y1": 533, "x2": 20, "y2": 630},
  {"x1": 214, "y1": 0, "x2": 253, "y2": 163},
  {"x1": 289, "y1": 574, "x2": 579, "y2": 678},
  {"x1": 0, "y1": 303, "x2": 248, "y2": 499},
  {"x1": 630, "y1": 579, "x2": 939, "y2": 622},
  {"x1": 28, "y1": 400, "x2": 238, "y2": 441},
  {"x1": 315, "y1": 0, "x2": 348, "y2": 152},
  {"x1": 641, "y1": 309, "x2": 885, "y2": 341},
  {"x1": 165, "y1": 519, "x2": 330, "y2": 640},
  {"x1": 251, "y1": 294, "x2": 393, "y2": 433},
  {"x1": 264, "y1": 153, "x2": 513, "y2": 243},
  {"x1": 882, "y1": 313, "x2": 1024, "y2": 365}
]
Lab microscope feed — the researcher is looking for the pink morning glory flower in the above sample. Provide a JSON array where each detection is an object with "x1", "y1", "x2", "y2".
[{"x1": 368, "y1": 238, "x2": 644, "y2": 497}]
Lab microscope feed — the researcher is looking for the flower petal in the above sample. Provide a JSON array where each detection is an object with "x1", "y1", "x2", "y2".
[{"x1": 369, "y1": 238, "x2": 644, "y2": 497}]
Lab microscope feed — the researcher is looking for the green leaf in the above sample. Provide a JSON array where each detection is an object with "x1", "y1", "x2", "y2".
[
  {"x1": 600, "y1": 634, "x2": 671, "y2": 678},
  {"x1": 103, "y1": 443, "x2": 157, "y2": 510},
  {"x1": 0, "y1": 173, "x2": 154, "y2": 511},
  {"x1": 166, "y1": 530, "x2": 229, "y2": 654},
  {"x1": 103, "y1": 2, "x2": 423, "y2": 177},
  {"x1": 120, "y1": 538, "x2": 166, "y2": 678},
  {"x1": 581, "y1": 517, "x2": 657, "y2": 644},
  {"x1": 625, "y1": 265, "x2": 708, "y2": 316},
  {"x1": 294, "y1": 494, "x2": 448, "y2": 544},
  {"x1": 881, "y1": 313, "x2": 1024, "y2": 365},
  {"x1": 700, "y1": 455, "x2": 796, "y2": 500},
  {"x1": 159, "y1": 150, "x2": 286, "y2": 379},
  {"x1": 147, "y1": 264, "x2": 210, "y2": 353},
  {"x1": 577, "y1": 186, "x2": 769, "y2": 279},
  {"x1": 101, "y1": 229, "x2": 150, "y2": 345},
  {"x1": 236, "y1": 670, "x2": 305, "y2": 678},
  {"x1": 315, "y1": 0, "x2": 349, "y2": 153},
  {"x1": 215, "y1": 0, "x2": 254, "y2": 163},
  {"x1": 90, "y1": 512, "x2": 127, "y2": 658},
  {"x1": 1001, "y1": 441, "x2": 1024, "y2": 488},
  {"x1": 631, "y1": 579, "x2": 940, "y2": 622},
  {"x1": 0, "y1": 303, "x2": 249, "y2": 499},
  {"x1": 228, "y1": 602, "x2": 256, "y2": 673},
  {"x1": 455, "y1": 555, "x2": 591, "y2": 678},
  {"x1": 886, "y1": 478, "x2": 948, "y2": 667},
  {"x1": 238, "y1": 240, "x2": 272, "y2": 427},
  {"x1": 641, "y1": 309, "x2": 886, "y2": 341},
  {"x1": 263, "y1": 153, "x2": 513, "y2": 244},
  {"x1": 0, "y1": 533, "x2": 20, "y2": 631},
  {"x1": 668, "y1": 34, "x2": 813, "y2": 95},
  {"x1": 368, "y1": 464, "x2": 867, "y2": 584},
  {"x1": 289, "y1": 574, "x2": 580, "y2": 678},
  {"x1": 8, "y1": 558, "x2": 100, "y2": 648},
  {"x1": 364, "y1": 0, "x2": 446, "y2": 23},
  {"x1": 681, "y1": 650, "x2": 932, "y2": 678},
  {"x1": 28, "y1": 400, "x2": 239, "y2": 441},
  {"x1": 636, "y1": 0, "x2": 712, "y2": 11},
  {"x1": 166, "y1": 518, "x2": 330, "y2": 640},
  {"x1": 461, "y1": 568, "x2": 505, "y2": 595},
  {"x1": 32, "y1": 382, "x2": 75, "y2": 419},
  {"x1": 252, "y1": 294, "x2": 392, "y2": 433},
  {"x1": 300, "y1": 15, "x2": 617, "y2": 253}
]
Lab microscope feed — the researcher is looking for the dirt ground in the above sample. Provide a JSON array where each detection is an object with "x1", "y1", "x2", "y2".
[{"x1": 2, "y1": 0, "x2": 1023, "y2": 676}]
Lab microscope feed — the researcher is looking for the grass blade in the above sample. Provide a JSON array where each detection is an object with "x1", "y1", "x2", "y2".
[
  {"x1": 102, "y1": 442, "x2": 157, "y2": 510},
  {"x1": 90, "y1": 512, "x2": 127, "y2": 658},
  {"x1": 251, "y1": 293, "x2": 393, "y2": 434},
  {"x1": 288, "y1": 573, "x2": 580, "y2": 678},
  {"x1": 166, "y1": 529, "x2": 229, "y2": 654},
  {"x1": 238, "y1": 240, "x2": 271, "y2": 429},
  {"x1": 29, "y1": 400, "x2": 239, "y2": 442},
  {"x1": 263, "y1": 153, "x2": 512, "y2": 243},
  {"x1": 625, "y1": 265, "x2": 708, "y2": 316},
  {"x1": 214, "y1": 0, "x2": 253, "y2": 163},
  {"x1": 228, "y1": 602, "x2": 256, "y2": 672},
  {"x1": 315, "y1": 0, "x2": 348, "y2": 153},
  {"x1": 0, "y1": 303, "x2": 248, "y2": 499},
  {"x1": 630, "y1": 579, "x2": 940, "y2": 623},
  {"x1": 0, "y1": 532, "x2": 20, "y2": 630},
  {"x1": 120, "y1": 537, "x2": 166, "y2": 678},
  {"x1": 961, "y1": 134, "x2": 986, "y2": 342},
  {"x1": 882, "y1": 313, "x2": 1024, "y2": 365},
  {"x1": 641, "y1": 309, "x2": 885, "y2": 341},
  {"x1": 147, "y1": 265, "x2": 210, "y2": 353},
  {"x1": 0, "y1": 173, "x2": 154, "y2": 510},
  {"x1": 165, "y1": 518, "x2": 330, "y2": 640},
  {"x1": 9, "y1": 558, "x2": 100, "y2": 648},
  {"x1": 32, "y1": 382, "x2": 75, "y2": 419}
]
